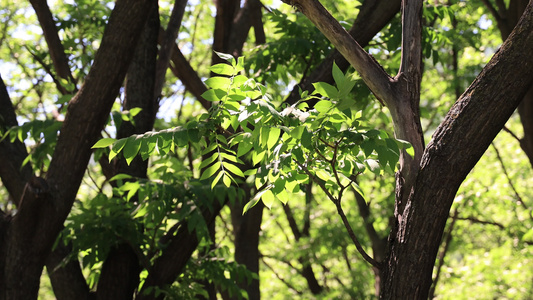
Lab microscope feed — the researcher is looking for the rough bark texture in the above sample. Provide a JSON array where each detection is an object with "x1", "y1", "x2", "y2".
[
  {"x1": 485, "y1": 0, "x2": 533, "y2": 166},
  {"x1": 46, "y1": 243, "x2": 93, "y2": 300},
  {"x1": 163, "y1": 29, "x2": 210, "y2": 109},
  {"x1": 95, "y1": 2, "x2": 159, "y2": 299},
  {"x1": 381, "y1": 3, "x2": 533, "y2": 297},
  {"x1": 153, "y1": 0, "x2": 187, "y2": 102},
  {"x1": 0, "y1": 0, "x2": 153, "y2": 298}
]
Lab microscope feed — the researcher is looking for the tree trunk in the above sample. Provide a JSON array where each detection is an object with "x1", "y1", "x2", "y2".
[
  {"x1": 380, "y1": 4, "x2": 533, "y2": 297},
  {"x1": 0, "y1": 0, "x2": 153, "y2": 298},
  {"x1": 231, "y1": 202, "x2": 264, "y2": 300}
]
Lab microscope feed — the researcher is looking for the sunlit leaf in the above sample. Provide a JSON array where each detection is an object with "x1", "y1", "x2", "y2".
[
  {"x1": 92, "y1": 138, "x2": 116, "y2": 149},
  {"x1": 200, "y1": 162, "x2": 221, "y2": 180}
]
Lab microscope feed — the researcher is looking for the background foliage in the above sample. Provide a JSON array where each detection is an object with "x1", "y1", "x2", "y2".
[{"x1": 0, "y1": 0, "x2": 532, "y2": 299}]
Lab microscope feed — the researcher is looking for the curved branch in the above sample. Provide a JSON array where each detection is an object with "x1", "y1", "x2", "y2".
[
  {"x1": 29, "y1": 0, "x2": 77, "y2": 94},
  {"x1": 491, "y1": 143, "x2": 530, "y2": 214},
  {"x1": 281, "y1": 0, "x2": 394, "y2": 105},
  {"x1": 284, "y1": 0, "x2": 401, "y2": 106},
  {"x1": 382, "y1": 3, "x2": 533, "y2": 297}
]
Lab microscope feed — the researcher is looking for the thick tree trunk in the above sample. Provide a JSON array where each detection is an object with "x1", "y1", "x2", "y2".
[
  {"x1": 96, "y1": 3, "x2": 159, "y2": 299},
  {"x1": 0, "y1": 0, "x2": 153, "y2": 298},
  {"x1": 380, "y1": 4, "x2": 533, "y2": 297}
]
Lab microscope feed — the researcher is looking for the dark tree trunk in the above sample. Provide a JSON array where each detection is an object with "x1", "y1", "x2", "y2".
[
  {"x1": 231, "y1": 202, "x2": 265, "y2": 300},
  {"x1": 380, "y1": 4, "x2": 533, "y2": 297},
  {"x1": 95, "y1": 3, "x2": 159, "y2": 299},
  {"x1": 0, "y1": 0, "x2": 153, "y2": 298}
]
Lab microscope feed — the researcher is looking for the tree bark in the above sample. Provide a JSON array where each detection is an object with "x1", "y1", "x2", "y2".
[
  {"x1": 0, "y1": 0, "x2": 153, "y2": 298},
  {"x1": 95, "y1": 2, "x2": 159, "y2": 299},
  {"x1": 231, "y1": 202, "x2": 265, "y2": 299},
  {"x1": 381, "y1": 3, "x2": 533, "y2": 297}
]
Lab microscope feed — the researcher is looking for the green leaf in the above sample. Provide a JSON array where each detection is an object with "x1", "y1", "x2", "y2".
[
  {"x1": 275, "y1": 188, "x2": 289, "y2": 204},
  {"x1": 313, "y1": 82, "x2": 338, "y2": 98},
  {"x1": 205, "y1": 77, "x2": 232, "y2": 89},
  {"x1": 129, "y1": 107, "x2": 143, "y2": 117},
  {"x1": 267, "y1": 127, "x2": 280, "y2": 150},
  {"x1": 200, "y1": 162, "x2": 221, "y2": 180},
  {"x1": 201, "y1": 88, "x2": 226, "y2": 102},
  {"x1": 237, "y1": 140, "x2": 253, "y2": 157},
  {"x1": 290, "y1": 126, "x2": 305, "y2": 139},
  {"x1": 214, "y1": 50, "x2": 235, "y2": 62},
  {"x1": 209, "y1": 63, "x2": 235, "y2": 76},
  {"x1": 261, "y1": 189, "x2": 275, "y2": 209},
  {"x1": 123, "y1": 136, "x2": 142, "y2": 165},
  {"x1": 301, "y1": 128, "x2": 313, "y2": 149},
  {"x1": 252, "y1": 150, "x2": 266, "y2": 165},
  {"x1": 314, "y1": 100, "x2": 333, "y2": 114},
  {"x1": 109, "y1": 138, "x2": 128, "y2": 161},
  {"x1": 222, "y1": 174, "x2": 232, "y2": 187},
  {"x1": 223, "y1": 162, "x2": 245, "y2": 177},
  {"x1": 260, "y1": 126, "x2": 271, "y2": 148},
  {"x1": 211, "y1": 170, "x2": 224, "y2": 189},
  {"x1": 243, "y1": 195, "x2": 261, "y2": 214},
  {"x1": 92, "y1": 138, "x2": 116, "y2": 149},
  {"x1": 108, "y1": 174, "x2": 133, "y2": 182},
  {"x1": 315, "y1": 169, "x2": 331, "y2": 182},
  {"x1": 332, "y1": 62, "x2": 345, "y2": 88},
  {"x1": 199, "y1": 152, "x2": 218, "y2": 170},
  {"x1": 57, "y1": 94, "x2": 73, "y2": 105}
]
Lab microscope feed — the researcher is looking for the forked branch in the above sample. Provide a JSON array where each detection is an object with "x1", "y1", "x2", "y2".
[{"x1": 280, "y1": 0, "x2": 395, "y2": 105}]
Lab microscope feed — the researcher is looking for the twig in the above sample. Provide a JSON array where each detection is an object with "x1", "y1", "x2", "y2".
[
  {"x1": 502, "y1": 126, "x2": 522, "y2": 144},
  {"x1": 261, "y1": 255, "x2": 303, "y2": 295},
  {"x1": 429, "y1": 208, "x2": 459, "y2": 298},
  {"x1": 492, "y1": 143, "x2": 531, "y2": 216},
  {"x1": 296, "y1": 160, "x2": 381, "y2": 268},
  {"x1": 456, "y1": 216, "x2": 505, "y2": 229},
  {"x1": 334, "y1": 201, "x2": 382, "y2": 269}
]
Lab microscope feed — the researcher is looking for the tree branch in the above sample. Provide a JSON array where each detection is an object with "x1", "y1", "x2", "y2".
[
  {"x1": 491, "y1": 143, "x2": 530, "y2": 213},
  {"x1": 153, "y1": 0, "x2": 187, "y2": 103},
  {"x1": 428, "y1": 208, "x2": 458, "y2": 299},
  {"x1": 281, "y1": 0, "x2": 395, "y2": 105},
  {"x1": 0, "y1": 74, "x2": 34, "y2": 206},
  {"x1": 164, "y1": 33, "x2": 210, "y2": 110},
  {"x1": 456, "y1": 216, "x2": 505, "y2": 229},
  {"x1": 480, "y1": 0, "x2": 504, "y2": 22},
  {"x1": 29, "y1": 0, "x2": 77, "y2": 93},
  {"x1": 334, "y1": 201, "x2": 382, "y2": 269},
  {"x1": 137, "y1": 198, "x2": 226, "y2": 300},
  {"x1": 284, "y1": 0, "x2": 401, "y2": 106}
]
